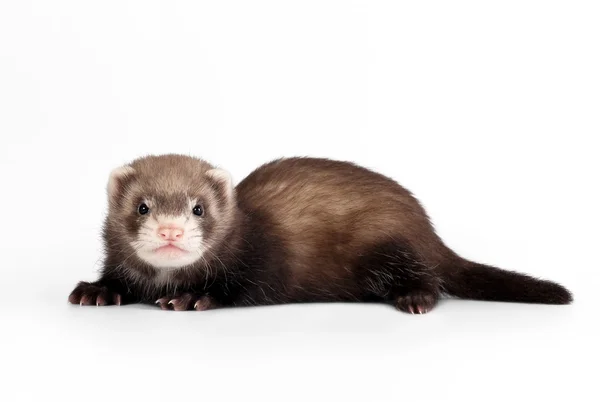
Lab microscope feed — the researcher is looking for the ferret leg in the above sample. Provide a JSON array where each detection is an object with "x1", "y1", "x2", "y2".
[
  {"x1": 68, "y1": 279, "x2": 132, "y2": 306},
  {"x1": 394, "y1": 290, "x2": 438, "y2": 314},
  {"x1": 154, "y1": 293, "x2": 219, "y2": 311},
  {"x1": 358, "y1": 239, "x2": 440, "y2": 314}
]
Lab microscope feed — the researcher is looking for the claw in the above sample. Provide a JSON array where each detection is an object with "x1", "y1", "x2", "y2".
[
  {"x1": 194, "y1": 297, "x2": 214, "y2": 311},
  {"x1": 96, "y1": 295, "x2": 107, "y2": 306},
  {"x1": 194, "y1": 300, "x2": 207, "y2": 310}
]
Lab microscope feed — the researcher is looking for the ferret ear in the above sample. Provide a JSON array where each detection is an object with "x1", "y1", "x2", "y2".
[
  {"x1": 206, "y1": 168, "x2": 234, "y2": 198},
  {"x1": 107, "y1": 165, "x2": 135, "y2": 201}
]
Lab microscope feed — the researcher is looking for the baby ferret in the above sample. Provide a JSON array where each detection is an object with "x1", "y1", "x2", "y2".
[{"x1": 68, "y1": 154, "x2": 572, "y2": 313}]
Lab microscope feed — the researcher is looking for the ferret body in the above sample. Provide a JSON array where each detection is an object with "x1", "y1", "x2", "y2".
[{"x1": 68, "y1": 155, "x2": 572, "y2": 313}]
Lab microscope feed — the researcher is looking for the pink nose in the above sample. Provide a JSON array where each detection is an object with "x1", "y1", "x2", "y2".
[{"x1": 157, "y1": 226, "x2": 184, "y2": 241}]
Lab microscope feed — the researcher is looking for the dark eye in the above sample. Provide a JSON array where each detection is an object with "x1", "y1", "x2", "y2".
[
  {"x1": 138, "y1": 203, "x2": 149, "y2": 215},
  {"x1": 192, "y1": 205, "x2": 204, "y2": 216}
]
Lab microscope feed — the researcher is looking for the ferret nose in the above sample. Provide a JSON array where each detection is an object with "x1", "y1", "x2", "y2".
[{"x1": 158, "y1": 226, "x2": 184, "y2": 241}]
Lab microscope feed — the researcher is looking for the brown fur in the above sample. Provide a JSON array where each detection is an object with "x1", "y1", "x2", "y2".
[
  {"x1": 68, "y1": 155, "x2": 573, "y2": 313},
  {"x1": 237, "y1": 158, "x2": 448, "y2": 298}
]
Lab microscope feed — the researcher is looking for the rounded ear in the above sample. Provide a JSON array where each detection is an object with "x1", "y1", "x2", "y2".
[
  {"x1": 107, "y1": 165, "x2": 135, "y2": 201},
  {"x1": 206, "y1": 168, "x2": 234, "y2": 198}
]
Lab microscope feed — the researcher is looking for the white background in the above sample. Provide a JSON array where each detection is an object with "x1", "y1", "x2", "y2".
[{"x1": 1, "y1": 1, "x2": 598, "y2": 401}]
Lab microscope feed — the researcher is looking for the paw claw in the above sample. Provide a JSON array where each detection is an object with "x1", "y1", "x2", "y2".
[
  {"x1": 155, "y1": 294, "x2": 216, "y2": 311},
  {"x1": 395, "y1": 291, "x2": 438, "y2": 315},
  {"x1": 96, "y1": 295, "x2": 107, "y2": 306},
  {"x1": 193, "y1": 300, "x2": 206, "y2": 310},
  {"x1": 68, "y1": 283, "x2": 121, "y2": 307}
]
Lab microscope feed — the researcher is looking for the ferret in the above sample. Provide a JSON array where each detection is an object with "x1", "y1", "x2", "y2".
[{"x1": 68, "y1": 154, "x2": 572, "y2": 313}]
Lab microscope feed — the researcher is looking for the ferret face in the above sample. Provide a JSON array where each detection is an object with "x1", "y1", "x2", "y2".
[
  {"x1": 127, "y1": 195, "x2": 208, "y2": 268},
  {"x1": 105, "y1": 155, "x2": 236, "y2": 270}
]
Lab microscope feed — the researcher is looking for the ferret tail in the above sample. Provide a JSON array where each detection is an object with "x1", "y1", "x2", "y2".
[{"x1": 441, "y1": 258, "x2": 573, "y2": 304}]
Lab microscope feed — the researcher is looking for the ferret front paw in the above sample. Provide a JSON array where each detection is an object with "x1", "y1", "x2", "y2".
[
  {"x1": 395, "y1": 291, "x2": 437, "y2": 314},
  {"x1": 155, "y1": 293, "x2": 217, "y2": 311},
  {"x1": 68, "y1": 281, "x2": 122, "y2": 306}
]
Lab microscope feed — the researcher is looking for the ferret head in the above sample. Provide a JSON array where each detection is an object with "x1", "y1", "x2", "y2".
[{"x1": 104, "y1": 154, "x2": 237, "y2": 270}]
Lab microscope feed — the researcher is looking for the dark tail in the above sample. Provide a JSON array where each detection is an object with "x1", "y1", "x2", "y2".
[{"x1": 442, "y1": 259, "x2": 573, "y2": 304}]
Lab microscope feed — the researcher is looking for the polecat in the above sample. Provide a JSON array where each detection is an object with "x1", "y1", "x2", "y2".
[{"x1": 68, "y1": 154, "x2": 572, "y2": 313}]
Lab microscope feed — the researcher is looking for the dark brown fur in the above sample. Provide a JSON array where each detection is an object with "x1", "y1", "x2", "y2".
[{"x1": 69, "y1": 155, "x2": 572, "y2": 313}]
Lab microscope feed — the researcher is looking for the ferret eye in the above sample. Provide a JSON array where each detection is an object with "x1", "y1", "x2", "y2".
[
  {"x1": 138, "y1": 203, "x2": 150, "y2": 215},
  {"x1": 192, "y1": 205, "x2": 204, "y2": 216}
]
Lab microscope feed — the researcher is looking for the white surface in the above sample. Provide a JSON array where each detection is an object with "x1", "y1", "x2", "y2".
[{"x1": 1, "y1": 1, "x2": 598, "y2": 401}]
